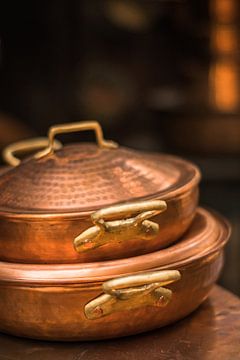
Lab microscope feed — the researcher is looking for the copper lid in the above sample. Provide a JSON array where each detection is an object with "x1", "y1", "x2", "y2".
[
  {"x1": 0, "y1": 121, "x2": 200, "y2": 214},
  {"x1": 0, "y1": 208, "x2": 230, "y2": 284}
]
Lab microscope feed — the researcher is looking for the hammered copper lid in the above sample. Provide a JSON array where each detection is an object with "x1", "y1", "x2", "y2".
[
  {"x1": 0, "y1": 121, "x2": 200, "y2": 214},
  {"x1": 0, "y1": 208, "x2": 230, "y2": 284}
]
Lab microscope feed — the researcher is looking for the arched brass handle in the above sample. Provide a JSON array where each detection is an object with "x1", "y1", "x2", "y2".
[
  {"x1": 2, "y1": 137, "x2": 62, "y2": 167},
  {"x1": 84, "y1": 270, "x2": 181, "y2": 320},
  {"x1": 34, "y1": 121, "x2": 118, "y2": 159},
  {"x1": 74, "y1": 199, "x2": 167, "y2": 253}
]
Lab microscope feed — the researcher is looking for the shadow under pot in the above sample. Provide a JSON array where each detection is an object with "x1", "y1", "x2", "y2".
[
  {"x1": 0, "y1": 208, "x2": 231, "y2": 341},
  {"x1": 0, "y1": 121, "x2": 200, "y2": 264}
]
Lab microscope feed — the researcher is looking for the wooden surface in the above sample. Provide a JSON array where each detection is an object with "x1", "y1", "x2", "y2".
[{"x1": 0, "y1": 286, "x2": 239, "y2": 360}]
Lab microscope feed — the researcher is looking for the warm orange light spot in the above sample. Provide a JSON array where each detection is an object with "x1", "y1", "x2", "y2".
[
  {"x1": 211, "y1": 25, "x2": 238, "y2": 53},
  {"x1": 210, "y1": 60, "x2": 239, "y2": 111},
  {"x1": 211, "y1": 0, "x2": 236, "y2": 23}
]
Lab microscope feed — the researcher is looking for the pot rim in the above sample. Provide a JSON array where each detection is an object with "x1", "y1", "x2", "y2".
[
  {"x1": 0, "y1": 208, "x2": 230, "y2": 285},
  {"x1": 0, "y1": 157, "x2": 200, "y2": 219}
]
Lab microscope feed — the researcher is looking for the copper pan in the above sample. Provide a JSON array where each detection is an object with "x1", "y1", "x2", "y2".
[
  {"x1": 0, "y1": 121, "x2": 200, "y2": 264},
  {"x1": 0, "y1": 208, "x2": 230, "y2": 341}
]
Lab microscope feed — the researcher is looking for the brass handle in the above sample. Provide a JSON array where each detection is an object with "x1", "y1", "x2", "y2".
[
  {"x1": 34, "y1": 121, "x2": 118, "y2": 159},
  {"x1": 74, "y1": 199, "x2": 167, "y2": 253},
  {"x1": 84, "y1": 270, "x2": 181, "y2": 320},
  {"x1": 2, "y1": 137, "x2": 62, "y2": 167}
]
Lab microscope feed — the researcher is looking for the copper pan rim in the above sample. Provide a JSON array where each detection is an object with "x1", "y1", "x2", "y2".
[
  {"x1": 0, "y1": 247, "x2": 227, "y2": 288},
  {"x1": 0, "y1": 208, "x2": 230, "y2": 285}
]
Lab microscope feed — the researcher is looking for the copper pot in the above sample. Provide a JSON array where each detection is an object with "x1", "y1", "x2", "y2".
[
  {"x1": 0, "y1": 121, "x2": 200, "y2": 264},
  {"x1": 0, "y1": 208, "x2": 230, "y2": 341}
]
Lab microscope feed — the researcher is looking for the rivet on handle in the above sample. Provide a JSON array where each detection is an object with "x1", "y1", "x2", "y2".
[{"x1": 84, "y1": 270, "x2": 181, "y2": 319}]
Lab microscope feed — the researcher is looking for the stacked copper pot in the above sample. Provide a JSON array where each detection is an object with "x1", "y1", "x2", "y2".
[{"x1": 0, "y1": 121, "x2": 230, "y2": 341}]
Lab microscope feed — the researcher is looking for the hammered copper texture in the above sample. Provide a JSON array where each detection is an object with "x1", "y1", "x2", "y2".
[
  {"x1": 0, "y1": 208, "x2": 229, "y2": 283},
  {"x1": 0, "y1": 208, "x2": 231, "y2": 341},
  {"x1": 0, "y1": 286, "x2": 239, "y2": 360},
  {"x1": 0, "y1": 144, "x2": 199, "y2": 212},
  {"x1": 0, "y1": 186, "x2": 199, "y2": 263},
  {"x1": 0, "y1": 251, "x2": 224, "y2": 341}
]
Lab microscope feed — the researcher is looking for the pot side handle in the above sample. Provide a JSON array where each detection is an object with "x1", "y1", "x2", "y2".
[
  {"x1": 74, "y1": 199, "x2": 167, "y2": 253},
  {"x1": 84, "y1": 270, "x2": 181, "y2": 320}
]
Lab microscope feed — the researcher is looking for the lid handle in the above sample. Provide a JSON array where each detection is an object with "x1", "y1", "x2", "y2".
[
  {"x1": 74, "y1": 199, "x2": 167, "y2": 253},
  {"x1": 2, "y1": 137, "x2": 62, "y2": 167},
  {"x1": 84, "y1": 270, "x2": 181, "y2": 319},
  {"x1": 34, "y1": 121, "x2": 118, "y2": 159}
]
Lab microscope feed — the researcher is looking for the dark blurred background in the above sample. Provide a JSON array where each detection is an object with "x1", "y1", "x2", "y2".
[{"x1": 0, "y1": 0, "x2": 239, "y2": 294}]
